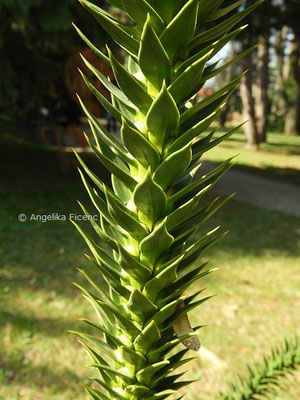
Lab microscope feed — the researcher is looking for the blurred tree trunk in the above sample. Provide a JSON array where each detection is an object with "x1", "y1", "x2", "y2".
[
  {"x1": 240, "y1": 51, "x2": 259, "y2": 149},
  {"x1": 295, "y1": 90, "x2": 300, "y2": 134},
  {"x1": 284, "y1": 33, "x2": 300, "y2": 135},
  {"x1": 255, "y1": 32, "x2": 270, "y2": 143},
  {"x1": 219, "y1": 44, "x2": 235, "y2": 128},
  {"x1": 273, "y1": 26, "x2": 289, "y2": 117},
  {"x1": 290, "y1": 34, "x2": 300, "y2": 134}
]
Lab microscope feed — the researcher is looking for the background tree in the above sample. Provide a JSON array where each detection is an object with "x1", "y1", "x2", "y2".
[
  {"x1": 270, "y1": 0, "x2": 300, "y2": 135},
  {"x1": 237, "y1": 0, "x2": 274, "y2": 147},
  {"x1": 240, "y1": 0, "x2": 300, "y2": 141},
  {"x1": 215, "y1": 0, "x2": 300, "y2": 147},
  {"x1": 0, "y1": 0, "x2": 109, "y2": 133}
]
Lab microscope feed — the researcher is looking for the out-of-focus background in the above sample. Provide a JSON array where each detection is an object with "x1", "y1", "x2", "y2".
[{"x1": 0, "y1": 1, "x2": 299, "y2": 399}]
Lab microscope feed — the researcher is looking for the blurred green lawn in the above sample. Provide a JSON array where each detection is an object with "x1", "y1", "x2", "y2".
[
  {"x1": 203, "y1": 129, "x2": 300, "y2": 185},
  {"x1": 0, "y1": 133, "x2": 299, "y2": 399}
]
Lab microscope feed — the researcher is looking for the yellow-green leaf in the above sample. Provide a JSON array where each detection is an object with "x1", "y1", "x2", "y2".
[
  {"x1": 122, "y1": 0, "x2": 164, "y2": 33},
  {"x1": 159, "y1": 0, "x2": 199, "y2": 61},
  {"x1": 154, "y1": 143, "x2": 192, "y2": 190},
  {"x1": 146, "y1": 82, "x2": 179, "y2": 153},
  {"x1": 140, "y1": 219, "x2": 174, "y2": 268},
  {"x1": 133, "y1": 169, "x2": 167, "y2": 229},
  {"x1": 121, "y1": 118, "x2": 160, "y2": 170},
  {"x1": 139, "y1": 16, "x2": 171, "y2": 92}
]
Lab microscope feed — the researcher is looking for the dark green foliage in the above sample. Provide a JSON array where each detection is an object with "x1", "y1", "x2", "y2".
[{"x1": 0, "y1": 0, "x2": 107, "y2": 120}]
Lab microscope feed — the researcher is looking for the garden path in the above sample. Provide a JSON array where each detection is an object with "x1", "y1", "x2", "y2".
[{"x1": 200, "y1": 162, "x2": 300, "y2": 216}]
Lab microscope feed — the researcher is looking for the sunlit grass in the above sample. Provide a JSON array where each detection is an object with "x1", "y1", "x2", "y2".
[
  {"x1": 1, "y1": 137, "x2": 299, "y2": 399},
  {"x1": 203, "y1": 130, "x2": 300, "y2": 185},
  {"x1": 1, "y1": 194, "x2": 299, "y2": 399}
]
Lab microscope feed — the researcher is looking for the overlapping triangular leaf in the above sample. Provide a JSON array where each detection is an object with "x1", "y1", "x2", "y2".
[
  {"x1": 139, "y1": 16, "x2": 171, "y2": 92},
  {"x1": 159, "y1": 0, "x2": 199, "y2": 62},
  {"x1": 74, "y1": 0, "x2": 263, "y2": 398},
  {"x1": 146, "y1": 82, "x2": 180, "y2": 152},
  {"x1": 189, "y1": 0, "x2": 264, "y2": 50},
  {"x1": 78, "y1": 0, "x2": 139, "y2": 55},
  {"x1": 109, "y1": 49, "x2": 153, "y2": 113},
  {"x1": 133, "y1": 169, "x2": 167, "y2": 229}
]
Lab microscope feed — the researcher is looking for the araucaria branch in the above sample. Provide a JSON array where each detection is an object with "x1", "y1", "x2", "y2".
[{"x1": 71, "y1": 1, "x2": 263, "y2": 399}]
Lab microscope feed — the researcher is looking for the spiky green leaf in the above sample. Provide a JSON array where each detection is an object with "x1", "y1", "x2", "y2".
[
  {"x1": 122, "y1": 0, "x2": 165, "y2": 33},
  {"x1": 139, "y1": 16, "x2": 171, "y2": 92},
  {"x1": 105, "y1": 186, "x2": 148, "y2": 240},
  {"x1": 154, "y1": 143, "x2": 192, "y2": 190},
  {"x1": 121, "y1": 117, "x2": 160, "y2": 170},
  {"x1": 128, "y1": 290, "x2": 158, "y2": 322},
  {"x1": 146, "y1": 82, "x2": 179, "y2": 152},
  {"x1": 140, "y1": 219, "x2": 174, "y2": 268},
  {"x1": 109, "y1": 49, "x2": 153, "y2": 114},
  {"x1": 168, "y1": 50, "x2": 213, "y2": 103},
  {"x1": 78, "y1": 0, "x2": 139, "y2": 55},
  {"x1": 133, "y1": 169, "x2": 167, "y2": 229},
  {"x1": 134, "y1": 320, "x2": 161, "y2": 353},
  {"x1": 160, "y1": 0, "x2": 199, "y2": 61},
  {"x1": 189, "y1": 0, "x2": 264, "y2": 50}
]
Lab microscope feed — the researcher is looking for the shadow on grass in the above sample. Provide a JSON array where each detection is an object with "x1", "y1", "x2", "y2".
[
  {"x1": 214, "y1": 127, "x2": 300, "y2": 154},
  {"x1": 0, "y1": 138, "x2": 111, "y2": 295},
  {"x1": 1, "y1": 135, "x2": 300, "y2": 307},
  {"x1": 1, "y1": 133, "x2": 111, "y2": 190},
  {"x1": 213, "y1": 135, "x2": 300, "y2": 156},
  {"x1": 226, "y1": 163, "x2": 300, "y2": 186},
  {"x1": 0, "y1": 309, "x2": 92, "y2": 337},
  {"x1": 0, "y1": 356, "x2": 82, "y2": 390},
  {"x1": 261, "y1": 142, "x2": 300, "y2": 156},
  {"x1": 196, "y1": 198, "x2": 300, "y2": 258}
]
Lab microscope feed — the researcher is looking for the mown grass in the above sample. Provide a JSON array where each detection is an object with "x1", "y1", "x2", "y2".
[
  {"x1": 0, "y1": 136, "x2": 299, "y2": 399},
  {"x1": 183, "y1": 199, "x2": 300, "y2": 399},
  {"x1": 203, "y1": 130, "x2": 300, "y2": 186}
]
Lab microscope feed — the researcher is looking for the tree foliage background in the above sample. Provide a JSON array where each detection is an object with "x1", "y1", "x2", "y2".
[
  {"x1": 1, "y1": 0, "x2": 300, "y2": 142},
  {"x1": 0, "y1": 0, "x2": 108, "y2": 123}
]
